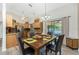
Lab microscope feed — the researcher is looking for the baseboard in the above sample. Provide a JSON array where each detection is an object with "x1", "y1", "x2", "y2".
[{"x1": 66, "y1": 45, "x2": 78, "y2": 50}]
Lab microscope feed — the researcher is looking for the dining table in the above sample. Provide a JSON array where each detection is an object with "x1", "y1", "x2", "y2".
[{"x1": 23, "y1": 36, "x2": 55, "y2": 55}]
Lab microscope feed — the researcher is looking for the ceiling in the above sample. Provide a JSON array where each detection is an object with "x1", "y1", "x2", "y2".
[
  {"x1": 6, "y1": 3, "x2": 70, "y2": 23},
  {"x1": 7, "y1": 3, "x2": 69, "y2": 16}
]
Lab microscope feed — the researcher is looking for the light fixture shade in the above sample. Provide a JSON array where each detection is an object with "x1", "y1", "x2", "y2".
[
  {"x1": 28, "y1": 4, "x2": 32, "y2": 7},
  {"x1": 21, "y1": 16, "x2": 29, "y2": 22},
  {"x1": 41, "y1": 17, "x2": 46, "y2": 21}
]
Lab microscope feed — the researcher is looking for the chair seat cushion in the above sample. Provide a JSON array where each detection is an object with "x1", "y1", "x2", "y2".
[{"x1": 24, "y1": 47, "x2": 34, "y2": 55}]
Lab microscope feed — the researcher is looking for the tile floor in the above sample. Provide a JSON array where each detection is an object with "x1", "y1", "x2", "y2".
[
  {"x1": 0, "y1": 45, "x2": 79, "y2": 55},
  {"x1": 0, "y1": 39, "x2": 2, "y2": 53},
  {"x1": 0, "y1": 40, "x2": 1, "y2": 47}
]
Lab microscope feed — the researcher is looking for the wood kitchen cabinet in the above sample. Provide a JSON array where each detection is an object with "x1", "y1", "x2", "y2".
[
  {"x1": 6, "y1": 33, "x2": 18, "y2": 48},
  {"x1": 23, "y1": 22, "x2": 30, "y2": 29},
  {"x1": 23, "y1": 22, "x2": 30, "y2": 38},
  {"x1": 6, "y1": 15, "x2": 16, "y2": 28},
  {"x1": 33, "y1": 19, "x2": 43, "y2": 34},
  {"x1": 6, "y1": 15, "x2": 18, "y2": 33},
  {"x1": 6, "y1": 15, "x2": 13, "y2": 27},
  {"x1": 66, "y1": 37, "x2": 79, "y2": 49}
]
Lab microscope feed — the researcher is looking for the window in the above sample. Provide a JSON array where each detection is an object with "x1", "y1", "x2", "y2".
[{"x1": 48, "y1": 20, "x2": 62, "y2": 36}]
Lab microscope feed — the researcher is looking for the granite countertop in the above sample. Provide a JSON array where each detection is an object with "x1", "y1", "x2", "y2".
[{"x1": 66, "y1": 37, "x2": 79, "y2": 40}]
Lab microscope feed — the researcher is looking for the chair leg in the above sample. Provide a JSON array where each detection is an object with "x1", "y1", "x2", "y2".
[
  {"x1": 50, "y1": 50, "x2": 52, "y2": 53},
  {"x1": 55, "y1": 52, "x2": 57, "y2": 55},
  {"x1": 59, "y1": 50, "x2": 61, "y2": 55},
  {"x1": 46, "y1": 48, "x2": 49, "y2": 55}
]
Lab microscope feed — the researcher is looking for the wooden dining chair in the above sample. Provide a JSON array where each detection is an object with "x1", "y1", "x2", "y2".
[
  {"x1": 46, "y1": 34, "x2": 64, "y2": 55},
  {"x1": 18, "y1": 37, "x2": 34, "y2": 55}
]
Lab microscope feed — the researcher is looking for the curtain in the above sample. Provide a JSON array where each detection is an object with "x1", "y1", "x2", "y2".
[{"x1": 61, "y1": 17, "x2": 69, "y2": 37}]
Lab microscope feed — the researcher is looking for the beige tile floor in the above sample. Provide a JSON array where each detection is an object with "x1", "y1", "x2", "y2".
[
  {"x1": 0, "y1": 39, "x2": 2, "y2": 53},
  {"x1": 0, "y1": 45, "x2": 79, "y2": 55},
  {"x1": 0, "y1": 39, "x2": 2, "y2": 47}
]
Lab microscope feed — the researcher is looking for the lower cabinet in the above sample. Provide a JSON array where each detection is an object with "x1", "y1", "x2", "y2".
[
  {"x1": 66, "y1": 37, "x2": 78, "y2": 49},
  {"x1": 6, "y1": 33, "x2": 18, "y2": 48}
]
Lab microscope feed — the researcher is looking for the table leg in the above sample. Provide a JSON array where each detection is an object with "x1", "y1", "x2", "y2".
[{"x1": 35, "y1": 49, "x2": 40, "y2": 55}]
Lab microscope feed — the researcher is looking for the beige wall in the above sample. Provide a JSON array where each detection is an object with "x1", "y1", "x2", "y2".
[
  {"x1": 0, "y1": 15, "x2": 2, "y2": 39},
  {"x1": 47, "y1": 4, "x2": 79, "y2": 38},
  {"x1": 78, "y1": 4, "x2": 79, "y2": 38},
  {"x1": 77, "y1": 4, "x2": 79, "y2": 51}
]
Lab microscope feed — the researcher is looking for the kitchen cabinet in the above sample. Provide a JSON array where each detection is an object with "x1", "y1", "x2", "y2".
[
  {"x1": 6, "y1": 15, "x2": 16, "y2": 28},
  {"x1": 6, "y1": 15, "x2": 13, "y2": 27},
  {"x1": 6, "y1": 33, "x2": 18, "y2": 48},
  {"x1": 33, "y1": 19, "x2": 43, "y2": 34},
  {"x1": 66, "y1": 37, "x2": 79, "y2": 49},
  {"x1": 23, "y1": 22, "x2": 30, "y2": 38},
  {"x1": 23, "y1": 22, "x2": 30, "y2": 29}
]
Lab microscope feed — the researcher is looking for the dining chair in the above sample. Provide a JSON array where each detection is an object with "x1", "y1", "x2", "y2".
[
  {"x1": 29, "y1": 26, "x2": 35, "y2": 38},
  {"x1": 47, "y1": 32, "x2": 52, "y2": 35},
  {"x1": 46, "y1": 34, "x2": 64, "y2": 55},
  {"x1": 18, "y1": 37, "x2": 34, "y2": 55}
]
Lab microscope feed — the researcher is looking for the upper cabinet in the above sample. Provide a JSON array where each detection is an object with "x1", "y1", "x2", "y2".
[
  {"x1": 23, "y1": 22, "x2": 30, "y2": 29},
  {"x1": 6, "y1": 15, "x2": 13, "y2": 27},
  {"x1": 33, "y1": 18, "x2": 43, "y2": 34},
  {"x1": 12, "y1": 20, "x2": 16, "y2": 28},
  {"x1": 33, "y1": 18, "x2": 41, "y2": 28},
  {"x1": 6, "y1": 15, "x2": 16, "y2": 28}
]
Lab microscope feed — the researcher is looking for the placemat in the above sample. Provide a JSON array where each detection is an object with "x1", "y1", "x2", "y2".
[
  {"x1": 24, "y1": 39, "x2": 37, "y2": 43},
  {"x1": 43, "y1": 38, "x2": 49, "y2": 40}
]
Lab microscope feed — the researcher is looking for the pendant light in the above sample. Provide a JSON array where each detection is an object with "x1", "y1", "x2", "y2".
[{"x1": 22, "y1": 4, "x2": 33, "y2": 23}]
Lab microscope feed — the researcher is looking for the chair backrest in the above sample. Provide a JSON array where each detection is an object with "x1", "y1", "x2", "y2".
[
  {"x1": 55, "y1": 34, "x2": 64, "y2": 51},
  {"x1": 29, "y1": 28, "x2": 35, "y2": 38},
  {"x1": 47, "y1": 32, "x2": 52, "y2": 35},
  {"x1": 17, "y1": 35, "x2": 24, "y2": 54}
]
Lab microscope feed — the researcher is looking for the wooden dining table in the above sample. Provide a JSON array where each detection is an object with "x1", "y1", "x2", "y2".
[{"x1": 23, "y1": 37, "x2": 55, "y2": 55}]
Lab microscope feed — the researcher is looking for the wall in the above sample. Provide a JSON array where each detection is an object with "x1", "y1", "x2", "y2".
[
  {"x1": 0, "y1": 22, "x2": 2, "y2": 39},
  {"x1": 77, "y1": 4, "x2": 79, "y2": 51},
  {"x1": 6, "y1": 12, "x2": 22, "y2": 23},
  {"x1": 78, "y1": 4, "x2": 79, "y2": 38},
  {"x1": 0, "y1": 16, "x2": 2, "y2": 39},
  {"x1": 0, "y1": 4, "x2": 2, "y2": 39},
  {"x1": 47, "y1": 4, "x2": 78, "y2": 38}
]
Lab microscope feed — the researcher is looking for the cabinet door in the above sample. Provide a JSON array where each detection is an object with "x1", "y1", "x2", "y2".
[
  {"x1": 33, "y1": 22, "x2": 41, "y2": 28},
  {"x1": 6, "y1": 15, "x2": 13, "y2": 27},
  {"x1": 6, "y1": 34, "x2": 18, "y2": 48},
  {"x1": 72, "y1": 40, "x2": 78, "y2": 48},
  {"x1": 78, "y1": 40, "x2": 79, "y2": 48},
  {"x1": 6, "y1": 35, "x2": 13, "y2": 48},
  {"x1": 12, "y1": 34, "x2": 18, "y2": 47},
  {"x1": 66, "y1": 39, "x2": 73, "y2": 48}
]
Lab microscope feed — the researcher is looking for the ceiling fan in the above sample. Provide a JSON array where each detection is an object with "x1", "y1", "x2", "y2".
[{"x1": 28, "y1": 4, "x2": 32, "y2": 7}]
